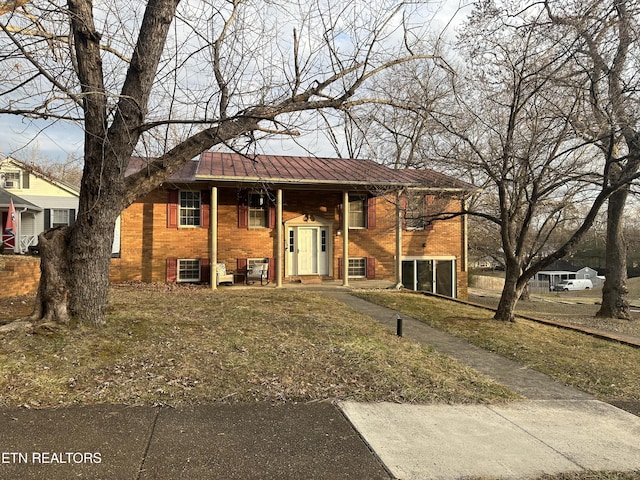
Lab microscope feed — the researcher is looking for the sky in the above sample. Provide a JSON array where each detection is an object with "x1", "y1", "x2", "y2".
[
  {"x1": 0, "y1": 1, "x2": 470, "y2": 165},
  {"x1": 0, "y1": 116, "x2": 84, "y2": 163}
]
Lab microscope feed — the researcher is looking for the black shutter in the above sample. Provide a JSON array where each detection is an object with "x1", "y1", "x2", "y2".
[
  {"x1": 44, "y1": 209, "x2": 51, "y2": 229},
  {"x1": 69, "y1": 209, "x2": 76, "y2": 226}
]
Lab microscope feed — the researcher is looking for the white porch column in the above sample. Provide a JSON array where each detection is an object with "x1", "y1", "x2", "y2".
[
  {"x1": 463, "y1": 197, "x2": 468, "y2": 273},
  {"x1": 395, "y1": 190, "x2": 402, "y2": 286},
  {"x1": 210, "y1": 186, "x2": 218, "y2": 290},
  {"x1": 342, "y1": 190, "x2": 349, "y2": 287},
  {"x1": 276, "y1": 188, "x2": 283, "y2": 287}
]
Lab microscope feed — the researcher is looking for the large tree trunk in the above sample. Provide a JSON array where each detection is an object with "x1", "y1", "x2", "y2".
[
  {"x1": 32, "y1": 205, "x2": 119, "y2": 327},
  {"x1": 31, "y1": 143, "x2": 123, "y2": 327},
  {"x1": 597, "y1": 187, "x2": 631, "y2": 319},
  {"x1": 66, "y1": 207, "x2": 119, "y2": 326},
  {"x1": 494, "y1": 261, "x2": 522, "y2": 322},
  {"x1": 30, "y1": 227, "x2": 72, "y2": 325}
]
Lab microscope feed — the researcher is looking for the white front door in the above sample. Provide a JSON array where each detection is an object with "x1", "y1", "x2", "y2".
[
  {"x1": 297, "y1": 227, "x2": 318, "y2": 275},
  {"x1": 287, "y1": 226, "x2": 330, "y2": 276}
]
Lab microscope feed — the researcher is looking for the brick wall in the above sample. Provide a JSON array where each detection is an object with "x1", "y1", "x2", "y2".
[
  {"x1": 110, "y1": 185, "x2": 468, "y2": 298},
  {"x1": 0, "y1": 256, "x2": 40, "y2": 298}
]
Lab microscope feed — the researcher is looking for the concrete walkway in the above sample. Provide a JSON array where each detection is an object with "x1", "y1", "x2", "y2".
[
  {"x1": 327, "y1": 292, "x2": 592, "y2": 400},
  {"x1": 340, "y1": 400, "x2": 640, "y2": 480},
  {"x1": 326, "y1": 291, "x2": 640, "y2": 479}
]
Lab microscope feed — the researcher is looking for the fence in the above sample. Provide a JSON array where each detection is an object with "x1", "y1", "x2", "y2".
[
  {"x1": 470, "y1": 275, "x2": 504, "y2": 291},
  {"x1": 471, "y1": 275, "x2": 550, "y2": 295},
  {"x1": 527, "y1": 280, "x2": 550, "y2": 295}
]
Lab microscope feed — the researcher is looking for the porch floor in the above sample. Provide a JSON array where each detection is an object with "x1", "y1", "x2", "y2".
[{"x1": 218, "y1": 279, "x2": 397, "y2": 291}]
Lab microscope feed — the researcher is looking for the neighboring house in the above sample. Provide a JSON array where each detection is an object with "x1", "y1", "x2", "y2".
[
  {"x1": 0, "y1": 157, "x2": 79, "y2": 253},
  {"x1": 111, "y1": 153, "x2": 473, "y2": 298},
  {"x1": 533, "y1": 259, "x2": 601, "y2": 289}
]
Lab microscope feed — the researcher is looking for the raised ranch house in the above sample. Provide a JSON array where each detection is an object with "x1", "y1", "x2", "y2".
[
  {"x1": 1, "y1": 157, "x2": 79, "y2": 254},
  {"x1": 111, "y1": 153, "x2": 472, "y2": 299}
]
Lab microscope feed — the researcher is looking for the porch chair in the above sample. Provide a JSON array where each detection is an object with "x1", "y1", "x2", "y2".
[
  {"x1": 247, "y1": 262, "x2": 269, "y2": 285},
  {"x1": 216, "y1": 263, "x2": 234, "y2": 286}
]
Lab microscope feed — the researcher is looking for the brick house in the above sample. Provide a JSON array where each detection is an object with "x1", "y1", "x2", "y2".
[{"x1": 110, "y1": 152, "x2": 472, "y2": 298}]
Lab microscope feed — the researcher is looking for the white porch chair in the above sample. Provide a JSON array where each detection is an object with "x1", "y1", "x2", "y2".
[{"x1": 216, "y1": 263, "x2": 234, "y2": 285}]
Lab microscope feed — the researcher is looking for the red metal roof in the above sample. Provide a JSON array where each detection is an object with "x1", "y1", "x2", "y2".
[
  {"x1": 126, "y1": 153, "x2": 473, "y2": 190},
  {"x1": 196, "y1": 152, "x2": 472, "y2": 190}
]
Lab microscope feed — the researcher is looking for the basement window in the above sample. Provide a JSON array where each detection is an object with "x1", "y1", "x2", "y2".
[
  {"x1": 178, "y1": 259, "x2": 201, "y2": 282},
  {"x1": 348, "y1": 258, "x2": 366, "y2": 278}
]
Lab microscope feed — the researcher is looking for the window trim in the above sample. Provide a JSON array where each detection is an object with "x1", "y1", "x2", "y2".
[
  {"x1": 401, "y1": 256, "x2": 457, "y2": 297},
  {"x1": 348, "y1": 257, "x2": 367, "y2": 278},
  {"x1": 177, "y1": 258, "x2": 201, "y2": 283},
  {"x1": 3, "y1": 171, "x2": 20, "y2": 189},
  {"x1": 179, "y1": 190, "x2": 201, "y2": 228},
  {"x1": 248, "y1": 192, "x2": 269, "y2": 229},
  {"x1": 51, "y1": 209, "x2": 70, "y2": 228},
  {"x1": 348, "y1": 194, "x2": 367, "y2": 229},
  {"x1": 404, "y1": 192, "x2": 426, "y2": 231}
]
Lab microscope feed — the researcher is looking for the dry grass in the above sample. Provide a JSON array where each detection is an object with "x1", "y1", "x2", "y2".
[
  {"x1": 472, "y1": 473, "x2": 640, "y2": 480},
  {"x1": 354, "y1": 291, "x2": 640, "y2": 404},
  {"x1": 0, "y1": 284, "x2": 516, "y2": 408},
  {"x1": 536, "y1": 474, "x2": 640, "y2": 480}
]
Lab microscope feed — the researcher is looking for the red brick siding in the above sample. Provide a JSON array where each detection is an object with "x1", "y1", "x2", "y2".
[
  {"x1": 0, "y1": 257, "x2": 40, "y2": 298},
  {"x1": 110, "y1": 187, "x2": 468, "y2": 298}
]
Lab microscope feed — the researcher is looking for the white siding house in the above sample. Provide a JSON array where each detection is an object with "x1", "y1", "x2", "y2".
[
  {"x1": 0, "y1": 157, "x2": 79, "y2": 253},
  {"x1": 533, "y1": 260, "x2": 601, "y2": 289}
]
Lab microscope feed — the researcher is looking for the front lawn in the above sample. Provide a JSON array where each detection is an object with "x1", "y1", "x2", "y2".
[
  {"x1": 0, "y1": 284, "x2": 517, "y2": 407},
  {"x1": 354, "y1": 291, "x2": 640, "y2": 404}
]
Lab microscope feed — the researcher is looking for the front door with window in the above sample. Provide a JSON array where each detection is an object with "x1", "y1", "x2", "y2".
[{"x1": 287, "y1": 225, "x2": 329, "y2": 276}]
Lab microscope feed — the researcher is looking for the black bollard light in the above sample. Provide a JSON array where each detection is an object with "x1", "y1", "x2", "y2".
[{"x1": 396, "y1": 314, "x2": 403, "y2": 337}]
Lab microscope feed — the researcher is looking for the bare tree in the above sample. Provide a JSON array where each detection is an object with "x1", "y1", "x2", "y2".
[
  {"x1": 544, "y1": 0, "x2": 640, "y2": 319},
  {"x1": 10, "y1": 146, "x2": 83, "y2": 186},
  {"x1": 427, "y1": 1, "x2": 625, "y2": 321},
  {"x1": 0, "y1": 0, "x2": 430, "y2": 326}
]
